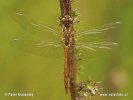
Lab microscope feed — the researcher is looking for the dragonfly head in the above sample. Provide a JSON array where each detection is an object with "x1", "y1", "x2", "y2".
[{"x1": 61, "y1": 15, "x2": 73, "y2": 28}]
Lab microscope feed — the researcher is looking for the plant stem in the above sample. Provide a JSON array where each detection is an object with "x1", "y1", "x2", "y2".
[{"x1": 59, "y1": 0, "x2": 78, "y2": 100}]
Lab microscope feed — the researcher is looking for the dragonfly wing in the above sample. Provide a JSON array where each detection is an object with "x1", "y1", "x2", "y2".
[
  {"x1": 77, "y1": 21, "x2": 121, "y2": 35},
  {"x1": 11, "y1": 37, "x2": 63, "y2": 58},
  {"x1": 74, "y1": 42, "x2": 116, "y2": 62},
  {"x1": 77, "y1": 42, "x2": 118, "y2": 51},
  {"x1": 12, "y1": 12, "x2": 60, "y2": 40}
]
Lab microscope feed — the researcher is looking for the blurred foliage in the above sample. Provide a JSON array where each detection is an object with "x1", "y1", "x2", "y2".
[{"x1": 0, "y1": 0, "x2": 133, "y2": 100}]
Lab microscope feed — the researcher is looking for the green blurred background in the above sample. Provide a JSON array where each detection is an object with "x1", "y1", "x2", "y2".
[{"x1": 0, "y1": 0, "x2": 133, "y2": 100}]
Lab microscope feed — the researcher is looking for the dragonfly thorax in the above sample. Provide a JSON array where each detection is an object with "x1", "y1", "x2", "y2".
[
  {"x1": 63, "y1": 34, "x2": 70, "y2": 47},
  {"x1": 60, "y1": 15, "x2": 74, "y2": 47}
]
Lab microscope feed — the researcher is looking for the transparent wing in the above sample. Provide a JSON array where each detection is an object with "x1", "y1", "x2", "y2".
[
  {"x1": 77, "y1": 21, "x2": 121, "y2": 36},
  {"x1": 12, "y1": 12, "x2": 60, "y2": 40},
  {"x1": 76, "y1": 42, "x2": 118, "y2": 52},
  {"x1": 76, "y1": 21, "x2": 121, "y2": 43},
  {"x1": 75, "y1": 21, "x2": 121, "y2": 60},
  {"x1": 11, "y1": 37, "x2": 63, "y2": 58}
]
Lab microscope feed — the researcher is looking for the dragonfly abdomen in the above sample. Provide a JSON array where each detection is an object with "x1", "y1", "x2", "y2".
[
  {"x1": 61, "y1": 15, "x2": 75, "y2": 94},
  {"x1": 64, "y1": 47, "x2": 68, "y2": 93}
]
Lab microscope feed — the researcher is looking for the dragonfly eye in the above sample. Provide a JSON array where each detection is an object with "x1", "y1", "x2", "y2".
[
  {"x1": 62, "y1": 18, "x2": 66, "y2": 22},
  {"x1": 68, "y1": 17, "x2": 73, "y2": 22},
  {"x1": 62, "y1": 15, "x2": 73, "y2": 23}
]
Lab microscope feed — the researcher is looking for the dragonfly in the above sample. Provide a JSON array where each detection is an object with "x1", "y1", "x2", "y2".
[
  {"x1": 12, "y1": 13, "x2": 121, "y2": 55},
  {"x1": 11, "y1": 12, "x2": 121, "y2": 94}
]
